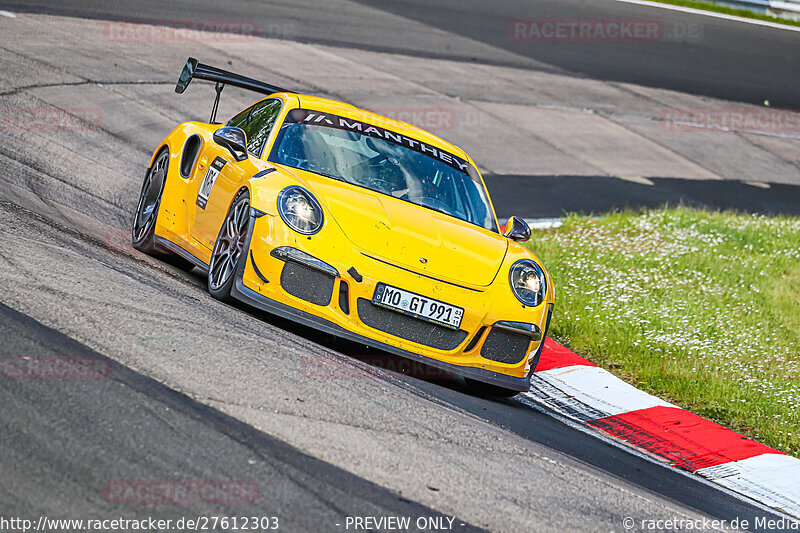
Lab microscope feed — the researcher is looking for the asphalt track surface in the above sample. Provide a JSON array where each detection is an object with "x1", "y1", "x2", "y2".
[
  {"x1": 6, "y1": 0, "x2": 800, "y2": 107},
  {"x1": 0, "y1": 303, "x2": 482, "y2": 532},
  {"x1": 0, "y1": 2, "x2": 798, "y2": 532},
  {"x1": 486, "y1": 175, "x2": 800, "y2": 218},
  {"x1": 0, "y1": 223, "x2": 785, "y2": 532},
  {"x1": 8, "y1": 0, "x2": 800, "y2": 218}
]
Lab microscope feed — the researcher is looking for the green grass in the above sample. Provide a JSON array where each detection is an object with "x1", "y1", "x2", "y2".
[
  {"x1": 650, "y1": 0, "x2": 800, "y2": 28},
  {"x1": 528, "y1": 208, "x2": 800, "y2": 457}
]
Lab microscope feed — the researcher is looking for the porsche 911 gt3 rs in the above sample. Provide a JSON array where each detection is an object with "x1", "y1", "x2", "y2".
[{"x1": 132, "y1": 57, "x2": 554, "y2": 396}]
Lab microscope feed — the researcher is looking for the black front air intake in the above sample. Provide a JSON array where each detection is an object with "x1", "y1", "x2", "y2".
[
  {"x1": 356, "y1": 299, "x2": 467, "y2": 350},
  {"x1": 280, "y1": 261, "x2": 335, "y2": 306},
  {"x1": 480, "y1": 328, "x2": 531, "y2": 364}
]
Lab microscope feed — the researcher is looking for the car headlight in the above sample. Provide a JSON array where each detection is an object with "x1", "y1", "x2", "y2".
[
  {"x1": 509, "y1": 259, "x2": 546, "y2": 307},
  {"x1": 277, "y1": 186, "x2": 323, "y2": 235}
]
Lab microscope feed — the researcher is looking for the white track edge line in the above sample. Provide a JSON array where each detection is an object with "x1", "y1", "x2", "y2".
[{"x1": 615, "y1": 0, "x2": 800, "y2": 32}]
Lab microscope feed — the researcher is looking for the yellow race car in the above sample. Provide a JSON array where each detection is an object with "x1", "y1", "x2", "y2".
[{"x1": 132, "y1": 58, "x2": 554, "y2": 396}]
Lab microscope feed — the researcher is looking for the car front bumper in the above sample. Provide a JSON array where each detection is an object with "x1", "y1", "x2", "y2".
[{"x1": 235, "y1": 212, "x2": 552, "y2": 391}]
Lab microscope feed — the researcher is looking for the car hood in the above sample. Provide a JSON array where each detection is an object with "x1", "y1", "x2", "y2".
[{"x1": 305, "y1": 175, "x2": 507, "y2": 287}]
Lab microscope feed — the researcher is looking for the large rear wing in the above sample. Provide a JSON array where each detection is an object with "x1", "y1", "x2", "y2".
[{"x1": 175, "y1": 57, "x2": 292, "y2": 123}]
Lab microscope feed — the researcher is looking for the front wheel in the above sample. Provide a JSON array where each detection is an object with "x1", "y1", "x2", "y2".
[{"x1": 208, "y1": 190, "x2": 251, "y2": 302}]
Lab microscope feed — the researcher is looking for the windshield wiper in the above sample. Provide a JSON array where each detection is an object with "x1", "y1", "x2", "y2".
[{"x1": 297, "y1": 166, "x2": 348, "y2": 184}]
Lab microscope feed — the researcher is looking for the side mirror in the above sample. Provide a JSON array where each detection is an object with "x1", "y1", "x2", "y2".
[
  {"x1": 503, "y1": 216, "x2": 531, "y2": 242},
  {"x1": 213, "y1": 126, "x2": 248, "y2": 161}
]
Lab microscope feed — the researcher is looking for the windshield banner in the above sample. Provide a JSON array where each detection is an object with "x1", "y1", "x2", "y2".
[{"x1": 283, "y1": 108, "x2": 478, "y2": 179}]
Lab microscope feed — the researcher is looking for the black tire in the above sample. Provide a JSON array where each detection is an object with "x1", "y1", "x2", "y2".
[
  {"x1": 208, "y1": 190, "x2": 251, "y2": 302},
  {"x1": 131, "y1": 148, "x2": 194, "y2": 271}
]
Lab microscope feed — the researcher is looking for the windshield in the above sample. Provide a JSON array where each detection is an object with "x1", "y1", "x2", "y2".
[{"x1": 268, "y1": 109, "x2": 497, "y2": 231}]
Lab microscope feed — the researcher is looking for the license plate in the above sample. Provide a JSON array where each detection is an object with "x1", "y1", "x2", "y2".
[{"x1": 372, "y1": 282, "x2": 464, "y2": 330}]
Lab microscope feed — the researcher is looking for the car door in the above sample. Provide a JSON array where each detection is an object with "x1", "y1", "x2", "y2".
[{"x1": 189, "y1": 98, "x2": 283, "y2": 250}]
